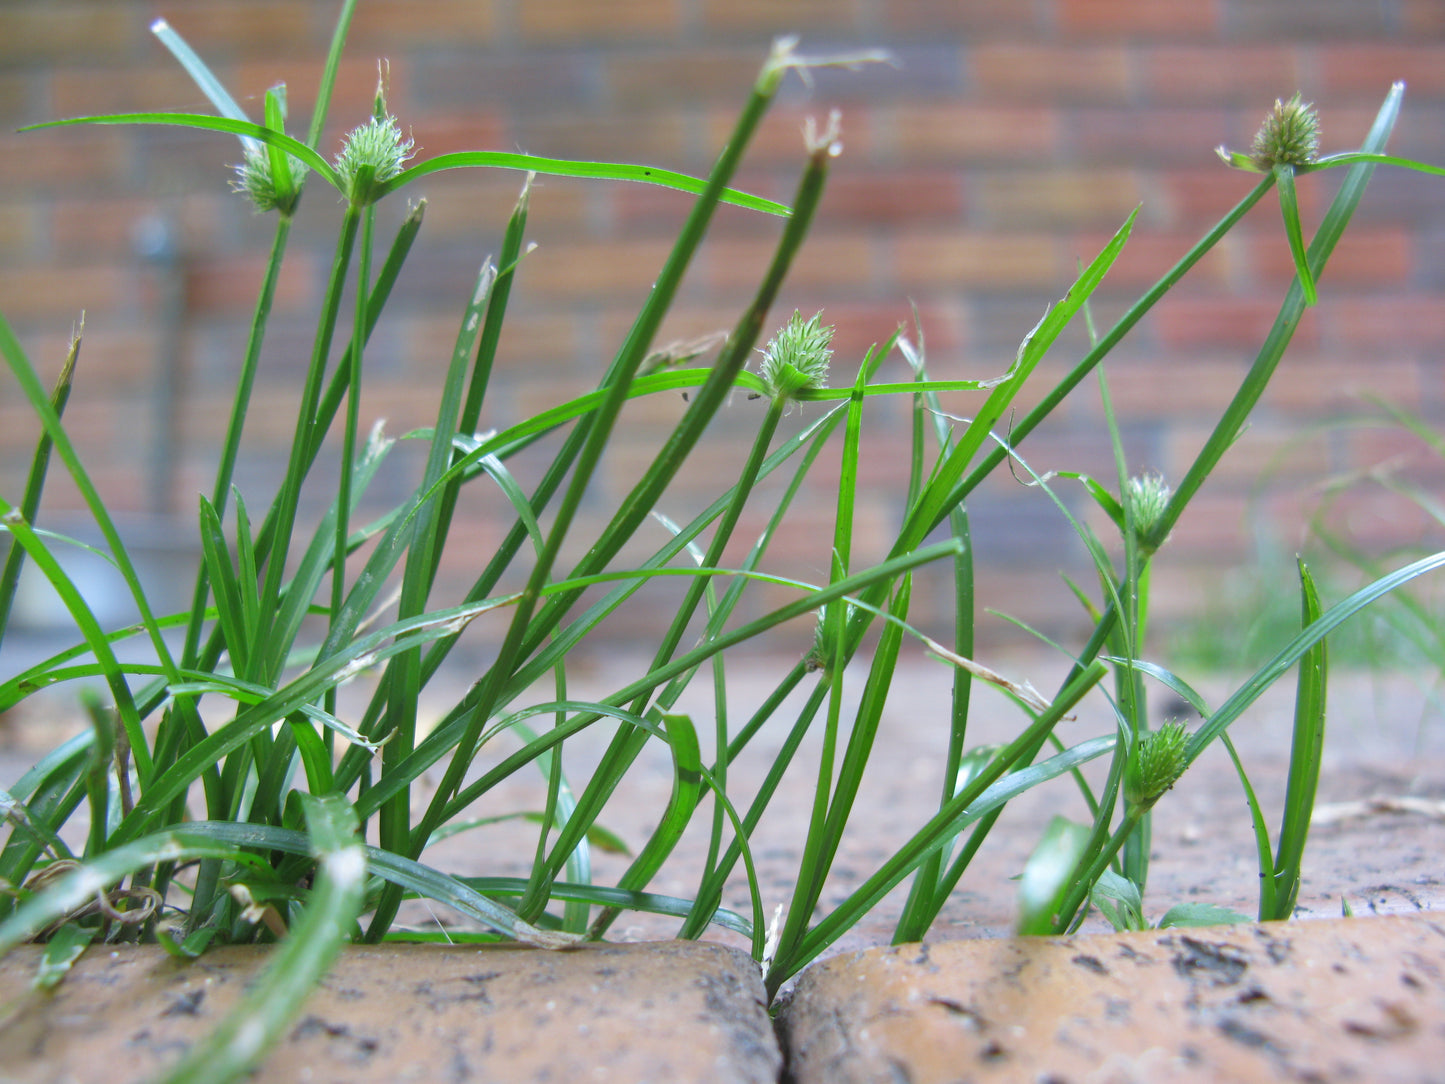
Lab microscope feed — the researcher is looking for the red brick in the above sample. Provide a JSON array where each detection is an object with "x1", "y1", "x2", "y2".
[
  {"x1": 700, "y1": 0, "x2": 863, "y2": 33},
  {"x1": 44, "y1": 194, "x2": 229, "y2": 262},
  {"x1": 970, "y1": 44, "x2": 1130, "y2": 102},
  {"x1": 886, "y1": 104, "x2": 1057, "y2": 161},
  {"x1": 1064, "y1": 228, "x2": 1233, "y2": 290},
  {"x1": 1403, "y1": 0, "x2": 1445, "y2": 34},
  {"x1": 877, "y1": 0, "x2": 1040, "y2": 33},
  {"x1": 1140, "y1": 46, "x2": 1306, "y2": 104},
  {"x1": 0, "y1": 129, "x2": 128, "y2": 193},
  {"x1": 1152, "y1": 294, "x2": 1322, "y2": 350},
  {"x1": 48, "y1": 66, "x2": 214, "y2": 118},
  {"x1": 0, "y1": 202, "x2": 38, "y2": 261},
  {"x1": 1173, "y1": 421, "x2": 1337, "y2": 487},
  {"x1": 1071, "y1": 107, "x2": 1232, "y2": 166},
  {"x1": 404, "y1": 171, "x2": 591, "y2": 240},
  {"x1": 150, "y1": 3, "x2": 313, "y2": 56},
  {"x1": 512, "y1": 112, "x2": 689, "y2": 164},
  {"x1": 185, "y1": 251, "x2": 315, "y2": 315},
  {"x1": 403, "y1": 311, "x2": 580, "y2": 373},
  {"x1": 348, "y1": 1, "x2": 495, "y2": 46},
  {"x1": 972, "y1": 169, "x2": 1141, "y2": 228},
  {"x1": 706, "y1": 106, "x2": 879, "y2": 166},
  {"x1": 1159, "y1": 166, "x2": 1271, "y2": 228},
  {"x1": 1324, "y1": 296, "x2": 1445, "y2": 347},
  {"x1": 519, "y1": 0, "x2": 681, "y2": 42},
  {"x1": 0, "y1": 265, "x2": 129, "y2": 319},
  {"x1": 10, "y1": 322, "x2": 163, "y2": 392},
  {"x1": 893, "y1": 231, "x2": 1059, "y2": 289},
  {"x1": 1101, "y1": 355, "x2": 1248, "y2": 419},
  {"x1": 519, "y1": 237, "x2": 676, "y2": 300},
  {"x1": 705, "y1": 233, "x2": 877, "y2": 291},
  {"x1": 231, "y1": 57, "x2": 396, "y2": 132},
  {"x1": 1263, "y1": 353, "x2": 1420, "y2": 414},
  {"x1": 0, "y1": 6, "x2": 137, "y2": 64},
  {"x1": 1319, "y1": 45, "x2": 1445, "y2": 97},
  {"x1": 813, "y1": 169, "x2": 963, "y2": 224},
  {"x1": 1248, "y1": 227, "x2": 1412, "y2": 290},
  {"x1": 403, "y1": 113, "x2": 511, "y2": 160},
  {"x1": 607, "y1": 49, "x2": 766, "y2": 110},
  {"x1": 1057, "y1": 0, "x2": 1220, "y2": 37}
]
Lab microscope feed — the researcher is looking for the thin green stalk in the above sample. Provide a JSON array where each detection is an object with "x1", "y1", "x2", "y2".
[
  {"x1": 255, "y1": 206, "x2": 360, "y2": 682},
  {"x1": 0, "y1": 326, "x2": 78, "y2": 649},
  {"x1": 379, "y1": 46, "x2": 808, "y2": 939}
]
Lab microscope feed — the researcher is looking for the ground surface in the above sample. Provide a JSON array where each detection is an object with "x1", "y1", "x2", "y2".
[
  {"x1": 2, "y1": 652, "x2": 1442, "y2": 953},
  {"x1": 1, "y1": 653, "x2": 1442, "y2": 1082}
]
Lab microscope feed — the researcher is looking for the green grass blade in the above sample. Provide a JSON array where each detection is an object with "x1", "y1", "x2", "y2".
[
  {"x1": 1152, "y1": 82, "x2": 1404, "y2": 551},
  {"x1": 587, "y1": 712, "x2": 704, "y2": 939},
  {"x1": 1017, "y1": 815, "x2": 1091, "y2": 935},
  {"x1": 1187, "y1": 549, "x2": 1445, "y2": 764},
  {"x1": 1273, "y1": 164, "x2": 1317, "y2": 305},
  {"x1": 23, "y1": 113, "x2": 340, "y2": 189},
  {"x1": 304, "y1": 0, "x2": 357, "y2": 151},
  {"x1": 0, "y1": 326, "x2": 78, "y2": 650},
  {"x1": 377, "y1": 150, "x2": 788, "y2": 215},
  {"x1": 0, "y1": 313, "x2": 178, "y2": 694},
  {"x1": 1217, "y1": 731, "x2": 1278, "y2": 920},
  {"x1": 157, "y1": 795, "x2": 365, "y2": 1084},
  {"x1": 1269, "y1": 558, "x2": 1327, "y2": 920},
  {"x1": 149, "y1": 19, "x2": 251, "y2": 127},
  {"x1": 197, "y1": 496, "x2": 250, "y2": 680}
]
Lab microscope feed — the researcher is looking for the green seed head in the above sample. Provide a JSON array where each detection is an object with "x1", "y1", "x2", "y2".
[
  {"x1": 1124, "y1": 722, "x2": 1189, "y2": 807},
  {"x1": 1250, "y1": 93, "x2": 1320, "y2": 170},
  {"x1": 230, "y1": 144, "x2": 308, "y2": 215},
  {"x1": 1125, "y1": 472, "x2": 1172, "y2": 555},
  {"x1": 760, "y1": 310, "x2": 834, "y2": 402},
  {"x1": 335, "y1": 112, "x2": 413, "y2": 206}
]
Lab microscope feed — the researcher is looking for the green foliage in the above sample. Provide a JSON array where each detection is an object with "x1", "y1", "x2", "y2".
[{"x1": 1, "y1": 7, "x2": 1442, "y2": 1072}]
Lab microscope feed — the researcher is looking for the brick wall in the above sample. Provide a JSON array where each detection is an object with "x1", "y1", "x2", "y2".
[{"x1": 2, "y1": 0, "x2": 1443, "y2": 652}]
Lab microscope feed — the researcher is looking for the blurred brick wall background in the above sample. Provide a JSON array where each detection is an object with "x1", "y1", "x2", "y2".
[{"x1": 2, "y1": 0, "x2": 1443, "y2": 657}]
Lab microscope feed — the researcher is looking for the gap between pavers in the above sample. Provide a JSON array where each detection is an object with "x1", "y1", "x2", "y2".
[{"x1": 778, "y1": 913, "x2": 1445, "y2": 1084}]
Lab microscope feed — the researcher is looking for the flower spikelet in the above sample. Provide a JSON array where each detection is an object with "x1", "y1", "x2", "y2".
[
  {"x1": 1250, "y1": 93, "x2": 1320, "y2": 170},
  {"x1": 231, "y1": 145, "x2": 308, "y2": 215},
  {"x1": 1124, "y1": 722, "x2": 1189, "y2": 808},
  {"x1": 335, "y1": 112, "x2": 413, "y2": 205},
  {"x1": 759, "y1": 310, "x2": 834, "y2": 401}
]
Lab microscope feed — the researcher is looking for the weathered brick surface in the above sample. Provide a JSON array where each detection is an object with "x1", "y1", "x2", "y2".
[{"x1": 0, "y1": 0, "x2": 1441, "y2": 649}]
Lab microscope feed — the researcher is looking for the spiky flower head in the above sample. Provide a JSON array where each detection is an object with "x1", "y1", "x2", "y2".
[
  {"x1": 1124, "y1": 472, "x2": 1172, "y2": 555},
  {"x1": 231, "y1": 144, "x2": 308, "y2": 215},
  {"x1": 1124, "y1": 722, "x2": 1189, "y2": 808},
  {"x1": 759, "y1": 310, "x2": 834, "y2": 402},
  {"x1": 334, "y1": 112, "x2": 413, "y2": 206},
  {"x1": 1250, "y1": 93, "x2": 1320, "y2": 170}
]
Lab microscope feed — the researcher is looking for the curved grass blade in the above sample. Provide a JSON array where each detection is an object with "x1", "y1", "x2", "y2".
[
  {"x1": 1273, "y1": 164, "x2": 1317, "y2": 305},
  {"x1": 376, "y1": 150, "x2": 788, "y2": 215},
  {"x1": 157, "y1": 795, "x2": 365, "y2": 1084},
  {"x1": 587, "y1": 712, "x2": 704, "y2": 939},
  {"x1": 1268, "y1": 558, "x2": 1327, "y2": 920},
  {"x1": 0, "y1": 325, "x2": 78, "y2": 651}
]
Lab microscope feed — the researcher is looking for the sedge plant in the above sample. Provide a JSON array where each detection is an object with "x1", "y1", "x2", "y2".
[{"x1": 2, "y1": 4, "x2": 1444, "y2": 1073}]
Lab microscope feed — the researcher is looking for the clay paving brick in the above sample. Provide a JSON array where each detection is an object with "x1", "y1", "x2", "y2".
[
  {"x1": 780, "y1": 915, "x2": 1445, "y2": 1084},
  {"x1": 0, "y1": 941, "x2": 781, "y2": 1084}
]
